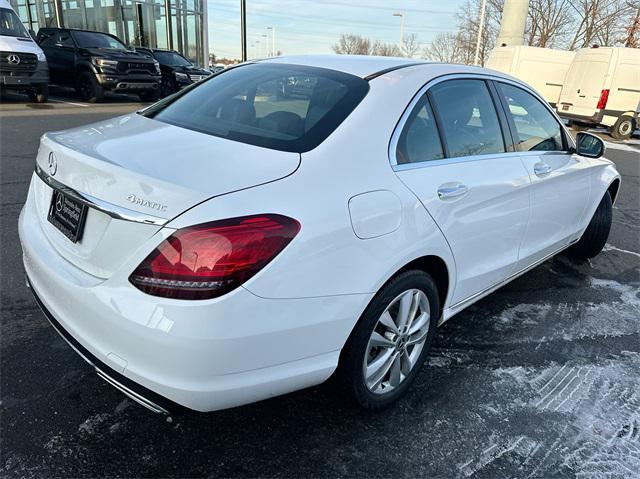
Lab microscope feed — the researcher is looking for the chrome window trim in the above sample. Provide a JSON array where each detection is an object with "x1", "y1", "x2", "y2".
[
  {"x1": 35, "y1": 164, "x2": 169, "y2": 227},
  {"x1": 388, "y1": 72, "x2": 575, "y2": 171}
]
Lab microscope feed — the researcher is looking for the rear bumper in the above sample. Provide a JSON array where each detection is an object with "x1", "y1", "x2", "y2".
[
  {"x1": 18, "y1": 184, "x2": 368, "y2": 412},
  {"x1": 27, "y1": 280, "x2": 180, "y2": 415}
]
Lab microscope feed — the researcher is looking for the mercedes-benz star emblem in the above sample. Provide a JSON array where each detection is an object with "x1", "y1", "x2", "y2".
[
  {"x1": 7, "y1": 54, "x2": 20, "y2": 65},
  {"x1": 55, "y1": 194, "x2": 64, "y2": 213},
  {"x1": 48, "y1": 152, "x2": 57, "y2": 176}
]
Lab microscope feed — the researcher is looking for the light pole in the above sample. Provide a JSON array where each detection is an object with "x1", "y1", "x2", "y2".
[
  {"x1": 474, "y1": 0, "x2": 487, "y2": 65},
  {"x1": 255, "y1": 40, "x2": 261, "y2": 58},
  {"x1": 261, "y1": 34, "x2": 268, "y2": 56},
  {"x1": 240, "y1": 0, "x2": 247, "y2": 61},
  {"x1": 267, "y1": 26, "x2": 275, "y2": 56},
  {"x1": 392, "y1": 12, "x2": 405, "y2": 50}
]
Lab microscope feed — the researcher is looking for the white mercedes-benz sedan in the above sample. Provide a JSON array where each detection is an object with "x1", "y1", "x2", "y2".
[{"x1": 19, "y1": 55, "x2": 620, "y2": 414}]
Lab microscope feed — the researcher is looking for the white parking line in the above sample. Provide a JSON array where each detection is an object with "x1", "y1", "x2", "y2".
[{"x1": 49, "y1": 99, "x2": 90, "y2": 108}]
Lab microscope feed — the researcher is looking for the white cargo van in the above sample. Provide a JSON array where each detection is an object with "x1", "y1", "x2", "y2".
[
  {"x1": 486, "y1": 46, "x2": 575, "y2": 107},
  {"x1": 557, "y1": 46, "x2": 640, "y2": 140},
  {"x1": 0, "y1": 0, "x2": 49, "y2": 102}
]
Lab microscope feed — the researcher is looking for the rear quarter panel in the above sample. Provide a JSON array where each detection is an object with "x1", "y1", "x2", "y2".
[{"x1": 164, "y1": 67, "x2": 458, "y2": 304}]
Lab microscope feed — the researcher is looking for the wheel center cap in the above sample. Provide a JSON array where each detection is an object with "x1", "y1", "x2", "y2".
[{"x1": 397, "y1": 336, "x2": 407, "y2": 350}]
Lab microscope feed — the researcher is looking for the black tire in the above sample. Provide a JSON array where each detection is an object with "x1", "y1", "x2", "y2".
[
  {"x1": 160, "y1": 74, "x2": 177, "y2": 98},
  {"x1": 610, "y1": 115, "x2": 635, "y2": 140},
  {"x1": 565, "y1": 191, "x2": 613, "y2": 260},
  {"x1": 77, "y1": 72, "x2": 104, "y2": 103},
  {"x1": 27, "y1": 86, "x2": 48, "y2": 103},
  {"x1": 336, "y1": 270, "x2": 439, "y2": 410},
  {"x1": 138, "y1": 89, "x2": 160, "y2": 102}
]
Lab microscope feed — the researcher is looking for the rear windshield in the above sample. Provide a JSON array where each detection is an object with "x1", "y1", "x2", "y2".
[
  {"x1": 146, "y1": 63, "x2": 369, "y2": 152},
  {"x1": 72, "y1": 30, "x2": 126, "y2": 49},
  {"x1": 154, "y1": 50, "x2": 191, "y2": 67}
]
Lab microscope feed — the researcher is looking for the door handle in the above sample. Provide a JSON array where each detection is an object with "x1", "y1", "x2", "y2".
[
  {"x1": 437, "y1": 183, "x2": 469, "y2": 200},
  {"x1": 534, "y1": 162, "x2": 552, "y2": 176}
]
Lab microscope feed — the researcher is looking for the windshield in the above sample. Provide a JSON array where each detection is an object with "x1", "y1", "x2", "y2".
[
  {"x1": 0, "y1": 8, "x2": 30, "y2": 39},
  {"x1": 71, "y1": 30, "x2": 126, "y2": 49},
  {"x1": 154, "y1": 50, "x2": 191, "y2": 67},
  {"x1": 147, "y1": 63, "x2": 369, "y2": 153}
]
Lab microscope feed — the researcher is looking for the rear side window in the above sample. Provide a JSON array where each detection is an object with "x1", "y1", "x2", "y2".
[
  {"x1": 147, "y1": 63, "x2": 369, "y2": 152},
  {"x1": 396, "y1": 95, "x2": 444, "y2": 164},
  {"x1": 497, "y1": 83, "x2": 564, "y2": 152},
  {"x1": 429, "y1": 79, "x2": 505, "y2": 158}
]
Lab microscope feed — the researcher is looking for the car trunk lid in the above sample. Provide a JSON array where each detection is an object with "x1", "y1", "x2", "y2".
[{"x1": 32, "y1": 113, "x2": 300, "y2": 278}]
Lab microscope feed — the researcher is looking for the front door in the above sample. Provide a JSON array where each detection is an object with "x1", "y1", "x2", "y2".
[
  {"x1": 494, "y1": 81, "x2": 592, "y2": 268},
  {"x1": 393, "y1": 78, "x2": 531, "y2": 305}
]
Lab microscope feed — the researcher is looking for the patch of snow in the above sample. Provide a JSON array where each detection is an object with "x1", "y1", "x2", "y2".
[{"x1": 77, "y1": 413, "x2": 110, "y2": 436}]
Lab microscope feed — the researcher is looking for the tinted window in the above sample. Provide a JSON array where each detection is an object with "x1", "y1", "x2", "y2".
[
  {"x1": 147, "y1": 63, "x2": 369, "y2": 153},
  {"x1": 71, "y1": 30, "x2": 126, "y2": 49},
  {"x1": 430, "y1": 79, "x2": 505, "y2": 158},
  {"x1": 154, "y1": 51, "x2": 191, "y2": 66},
  {"x1": 396, "y1": 95, "x2": 444, "y2": 164},
  {"x1": 0, "y1": 8, "x2": 29, "y2": 38},
  {"x1": 497, "y1": 83, "x2": 564, "y2": 152},
  {"x1": 59, "y1": 30, "x2": 74, "y2": 47},
  {"x1": 37, "y1": 29, "x2": 57, "y2": 47}
]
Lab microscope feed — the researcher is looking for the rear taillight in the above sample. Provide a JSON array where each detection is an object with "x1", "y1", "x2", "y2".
[
  {"x1": 596, "y1": 89, "x2": 609, "y2": 110},
  {"x1": 129, "y1": 214, "x2": 300, "y2": 299}
]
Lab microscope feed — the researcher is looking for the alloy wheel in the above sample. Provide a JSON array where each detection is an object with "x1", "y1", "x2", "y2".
[{"x1": 362, "y1": 288, "x2": 431, "y2": 395}]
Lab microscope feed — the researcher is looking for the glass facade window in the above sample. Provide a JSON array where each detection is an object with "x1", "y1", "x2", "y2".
[{"x1": 9, "y1": 0, "x2": 205, "y2": 64}]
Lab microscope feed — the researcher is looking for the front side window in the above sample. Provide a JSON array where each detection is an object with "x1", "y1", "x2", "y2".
[
  {"x1": 429, "y1": 79, "x2": 505, "y2": 158},
  {"x1": 146, "y1": 63, "x2": 369, "y2": 152},
  {"x1": 396, "y1": 95, "x2": 444, "y2": 165},
  {"x1": 0, "y1": 8, "x2": 29, "y2": 39},
  {"x1": 71, "y1": 30, "x2": 126, "y2": 49},
  {"x1": 497, "y1": 83, "x2": 564, "y2": 152}
]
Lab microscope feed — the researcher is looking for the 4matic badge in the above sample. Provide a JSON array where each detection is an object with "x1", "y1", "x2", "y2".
[{"x1": 126, "y1": 194, "x2": 167, "y2": 213}]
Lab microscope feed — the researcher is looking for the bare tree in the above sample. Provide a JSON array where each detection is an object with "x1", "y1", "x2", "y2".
[
  {"x1": 527, "y1": 0, "x2": 574, "y2": 47},
  {"x1": 621, "y1": 1, "x2": 640, "y2": 46},
  {"x1": 422, "y1": 32, "x2": 464, "y2": 62},
  {"x1": 372, "y1": 41, "x2": 402, "y2": 56},
  {"x1": 332, "y1": 34, "x2": 372, "y2": 55},
  {"x1": 401, "y1": 33, "x2": 421, "y2": 58},
  {"x1": 567, "y1": 0, "x2": 633, "y2": 48}
]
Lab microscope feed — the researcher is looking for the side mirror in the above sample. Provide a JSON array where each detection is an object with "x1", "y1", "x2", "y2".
[{"x1": 575, "y1": 132, "x2": 605, "y2": 158}]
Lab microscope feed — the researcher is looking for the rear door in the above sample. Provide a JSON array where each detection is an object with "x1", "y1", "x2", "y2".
[
  {"x1": 392, "y1": 77, "x2": 531, "y2": 306},
  {"x1": 559, "y1": 49, "x2": 611, "y2": 118},
  {"x1": 494, "y1": 80, "x2": 591, "y2": 268}
]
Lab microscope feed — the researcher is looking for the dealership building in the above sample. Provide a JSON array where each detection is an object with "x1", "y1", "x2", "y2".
[{"x1": 9, "y1": 0, "x2": 208, "y2": 65}]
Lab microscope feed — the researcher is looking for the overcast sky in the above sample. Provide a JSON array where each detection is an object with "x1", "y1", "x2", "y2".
[{"x1": 207, "y1": 0, "x2": 468, "y2": 60}]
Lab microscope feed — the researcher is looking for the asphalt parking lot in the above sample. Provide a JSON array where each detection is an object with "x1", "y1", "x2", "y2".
[{"x1": 1, "y1": 94, "x2": 639, "y2": 478}]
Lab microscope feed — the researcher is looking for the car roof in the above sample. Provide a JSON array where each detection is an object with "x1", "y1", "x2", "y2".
[
  {"x1": 262, "y1": 55, "x2": 525, "y2": 86},
  {"x1": 261, "y1": 55, "x2": 429, "y2": 79}
]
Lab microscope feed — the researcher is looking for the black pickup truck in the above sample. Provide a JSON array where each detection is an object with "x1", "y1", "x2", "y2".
[{"x1": 37, "y1": 28, "x2": 161, "y2": 102}]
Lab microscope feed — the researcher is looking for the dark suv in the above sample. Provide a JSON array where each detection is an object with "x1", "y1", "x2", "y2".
[
  {"x1": 36, "y1": 28, "x2": 161, "y2": 102},
  {"x1": 135, "y1": 48, "x2": 211, "y2": 97}
]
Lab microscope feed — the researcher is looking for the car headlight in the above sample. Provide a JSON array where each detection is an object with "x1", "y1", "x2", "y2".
[
  {"x1": 174, "y1": 72, "x2": 189, "y2": 80},
  {"x1": 153, "y1": 60, "x2": 160, "y2": 74},
  {"x1": 92, "y1": 58, "x2": 119, "y2": 69},
  {"x1": 36, "y1": 50, "x2": 46, "y2": 62}
]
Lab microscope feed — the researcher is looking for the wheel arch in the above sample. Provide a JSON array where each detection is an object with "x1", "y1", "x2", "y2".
[
  {"x1": 393, "y1": 255, "x2": 450, "y2": 316},
  {"x1": 607, "y1": 178, "x2": 621, "y2": 205}
]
